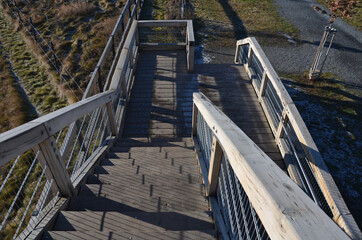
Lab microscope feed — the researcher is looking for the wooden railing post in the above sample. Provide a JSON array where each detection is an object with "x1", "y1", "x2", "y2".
[
  {"x1": 36, "y1": 136, "x2": 76, "y2": 197},
  {"x1": 258, "y1": 71, "x2": 268, "y2": 98},
  {"x1": 106, "y1": 102, "x2": 117, "y2": 136},
  {"x1": 276, "y1": 108, "x2": 288, "y2": 141},
  {"x1": 207, "y1": 136, "x2": 223, "y2": 196},
  {"x1": 234, "y1": 43, "x2": 241, "y2": 64},
  {"x1": 247, "y1": 47, "x2": 253, "y2": 68},
  {"x1": 192, "y1": 103, "x2": 198, "y2": 137},
  {"x1": 243, "y1": 45, "x2": 253, "y2": 79},
  {"x1": 186, "y1": 20, "x2": 194, "y2": 73}
]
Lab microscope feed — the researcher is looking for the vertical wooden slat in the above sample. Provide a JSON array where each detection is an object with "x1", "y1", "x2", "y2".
[
  {"x1": 207, "y1": 136, "x2": 223, "y2": 196},
  {"x1": 258, "y1": 71, "x2": 268, "y2": 98},
  {"x1": 106, "y1": 102, "x2": 117, "y2": 136},
  {"x1": 192, "y1": 103, "x2": 198, "y2": 137},
  {"x1": 275, "y1": 108, "x2": 288, "y2": 141},
  {"x1": 37, "y1": 137, "x2": 76, "y2": 197}
]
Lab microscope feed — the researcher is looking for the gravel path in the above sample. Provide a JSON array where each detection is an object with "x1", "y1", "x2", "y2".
[{"x1": 262, "y1": 0, "x2": 362, "y2": 85}]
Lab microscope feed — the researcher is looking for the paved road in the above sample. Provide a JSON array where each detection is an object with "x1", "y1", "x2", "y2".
[{"x1": 262, "y1": 0, "x2": 362, "y2": 85}]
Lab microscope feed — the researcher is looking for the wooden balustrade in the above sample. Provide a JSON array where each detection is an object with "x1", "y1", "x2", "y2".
[
  {"x1": 235, "y1": 37, "x2": 361, "y2": 239},
  {"x1": 192, "y1": 92, "x2": 350, "y2": 240}
]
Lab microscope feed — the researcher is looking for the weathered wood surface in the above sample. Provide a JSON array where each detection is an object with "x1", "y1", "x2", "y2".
[
  {"x1": 237, "y1": 37, "x2": 361, "y2": 239},
  {"x1": 193, "y1": 92, "x2": 350, "y2": 240},
  {"x1": 196, "y1": 63, "x2": 286, "y2": 170},
  {"x1": 121, "y1": 50, "x2": 285, "y2": 169},
  {"x1": 0, "y1": 90, "x2": 117, "y2": 166},
  {"x1": 123, "y1": 50, "x2": 195, "y2": 138},
  {"x1": 45, "y1": 137, "x2": 216, "y2": 238}
]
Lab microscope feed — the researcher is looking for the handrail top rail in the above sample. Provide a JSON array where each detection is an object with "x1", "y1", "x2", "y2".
[
  {"x1": 236, "y1": 37, "x2": 294, "y2": 105},
  {"x1": 236, "y1": 37, "x2": 362, "y2": 239},
  {"x1": 193, "y1": 92, "x2": 350, "y2": 240},
  {"x1": 0, "y1": 90, "x2": 117, "y2": 166},
  {"x1": 137, "y1": 20, "x2": 195, "y2": 45}
]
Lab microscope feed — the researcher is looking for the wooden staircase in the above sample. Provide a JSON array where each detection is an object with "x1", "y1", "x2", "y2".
[{"x1": 43, "y1": 137, "x2": 216, "y2": 239}]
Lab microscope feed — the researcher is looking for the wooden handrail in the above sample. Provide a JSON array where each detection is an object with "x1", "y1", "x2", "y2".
[
  {"x1": 137, "y1": 20, "x2": 194, "y2": 72},
  {"x1": 0, "y1": 90, "x2": 117, "y2": 166},
  {"x1": 83, "y1": 0, "x2": 143, "y2": 98},
  {"x1": 235, "y1": 37, "x2": 361, "y2": 239},
  {"x1": 193, "y1": 92, "x2": 350, "y2": 240}
]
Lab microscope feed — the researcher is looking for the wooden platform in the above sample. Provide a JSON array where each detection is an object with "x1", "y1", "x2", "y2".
[
  {"x1": 43, "y1": 50, "x2": 285, "y2": 239},
  {"x1": 125, "y1": 50, "x2": 285, "y2": 170}
]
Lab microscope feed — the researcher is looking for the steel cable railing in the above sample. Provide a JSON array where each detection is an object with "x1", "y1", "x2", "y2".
[
  {"x1": 194, "y1": 101, "x2": 270, "y2": 240},
  {"x1": 0, "y1": 18, "x2": 194, "y2": 239},
  {"x1": 235, "y1": 38, "x2": 331, "y2": 212},
  {"x1": 196, "y1": 113, "x2": 213, "y2": 170},
  {"x1": 233, "y1": 37, "x2": 361, "y2": 239},
  {"x1": 192, "y1": 92, "x2": 351, "y2": 240}
]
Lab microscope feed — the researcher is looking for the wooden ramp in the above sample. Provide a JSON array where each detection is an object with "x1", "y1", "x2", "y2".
[{"x1": 44, "y1": 50, "x2": 284, "y2": 239}]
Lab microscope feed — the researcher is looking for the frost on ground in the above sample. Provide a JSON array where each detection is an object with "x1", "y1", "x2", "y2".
[
  {"x1": 194, "y1": 45, "x2": 212, "y2": 64},
  {"x1": 283, "y1": 79, "x2": 362, "y2": 224}
]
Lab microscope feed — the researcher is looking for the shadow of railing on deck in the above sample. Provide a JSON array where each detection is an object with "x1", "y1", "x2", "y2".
[{"x1": 217, "y1": 0, "x2": 247, "y2": 40}]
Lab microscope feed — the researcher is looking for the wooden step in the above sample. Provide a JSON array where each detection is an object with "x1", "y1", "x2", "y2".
[
  {"x1": 44, "y1": 229, "x2": 217, "y2": 240},
  {"x1": 77, "y1": 184, "x2": 207, "y2": 212},
  {"x1": 115, "y1": 140, "x2": 194, "y2": 148},
  {"x1": 93, "y1": 165, "x2": 202, "y2": 185},
  {"x1": 117, "y1": 137, "x2": 193, "y2": 143},
  {"x1": 110, "y1": 148, "x2": 195, "y2": 158},
  {"x1": 53, "y1": 211, "x2": 214, "y2": 232},
  {"x1": 88, "y1": 168, "x2": 202, "y2": 187},
  {"x1": 93, "y1": 164, "x2": 200, "y2": 179},
  {"x1": 111, "y1": 145, "x2": 194, "y2": 153},
  {"x1": 68, "y1": 194, "x2": 208, "y2": 212}
]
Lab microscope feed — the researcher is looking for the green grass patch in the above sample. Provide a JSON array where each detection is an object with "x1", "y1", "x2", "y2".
[
  {"x1": 0, "y1": 10, "x2": 67, "y2": 114},
  {"x1": 0, "y1": 48, "x2": 37, "y2": 133},
  {"x1": 190, "y1": 0, "x2": 299, "y2": 46},
  {"x1": 284, "y1": 71, "x2": 361, "y2": 120}
]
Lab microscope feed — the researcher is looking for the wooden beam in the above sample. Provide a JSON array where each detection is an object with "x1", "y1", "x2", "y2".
[
  {"x1": 37, "y1": 137, "x2": 75, "y2": 197},
  {"x1": 234, "y1": 43, "x2": 241, "y2": 64},
  {"x1": 138, "y1": 20, "x2": 188, "y2": 27},
  {"x1": 0, "y1": 90, "x2": 117, "y2": 165},
  {"x1": 235, "y1": 37, "x2": 361, "y2": 238},
  {"x1": 186, "y1": 20, "x2": 195, "y2": 44},
  {"x1": 33, "y1": 146, "x2": 60, "y2": 195},
  {"x1": 258, "y1": 71, "x2": 268, "y2": 98},
  {"x1": 275, "y1": 108, "x2": 288, "y2": 141},
  {"x1": 192, "y1": 103, "x2": 198, "y2": 137},
  {"x1": 106, "y1": 102, "x2": 117, "y2": 136},
  {"x1": 207, "y1": 136, "x2": 223, "y2": 196},
  {"x1": 193, "y1": 92, "x2": 350, "y2": 240}
]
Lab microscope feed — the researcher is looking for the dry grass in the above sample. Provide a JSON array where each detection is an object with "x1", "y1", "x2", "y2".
[
  {"x1": 0, "y1": 49, "x2": 36, "y2": 134},
  {"x1": 317, "y1": 0, "x2": 362, "y2": 30},
  {"x1": 58, "y1": 2, "x2": 97, "y2": 18},
  {"x1": 190, "y1": 0, "x2": 298, "y2": 46}
]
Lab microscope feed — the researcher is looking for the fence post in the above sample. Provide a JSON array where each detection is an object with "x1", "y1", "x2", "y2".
[
  {"x1": 106, "y1": 102, "x2": 117, "y2": 136},
  {"x1": 186, "y1": 21, "x2": 194, "y2": 73},
  {"x1": 36, "y1": 136, "x2": 76, "y2": 197},
  {"x1": 234, "y1": 43, "x2": 240, "y2": 64},
  {"x1": 245, "y1": 47, "x2": 254, "y2": 79},
  {"x1": 275, "y1": 108, "x2": 288, "y2": 141},
  {"x1": 208, "y1": 136, "x2": 223, "y2": 196},
  {"x1": 258, "y1": 71, "x2": 268, "y2": 98},
  {"x1": 192, "y1": 103, "x2": 198, "y2": 137}
]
